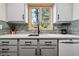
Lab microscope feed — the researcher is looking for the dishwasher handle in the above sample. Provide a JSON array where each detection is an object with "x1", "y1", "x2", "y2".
[{"x1": 60, "y1": 41, "x2": 79, "y2": 44}]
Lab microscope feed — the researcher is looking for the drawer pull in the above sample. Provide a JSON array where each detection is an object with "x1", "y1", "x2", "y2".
[
  {"x1": 25, "y1": 41, "x2": 31, "y2": 43},
  {"x1": 1, "y1": 41, "x2": 9, "y2": 45},
  {"x1": 2, "y1": 41, "x2": 9, "y2": 43},
  {"x1": 45, "y1": 41, "x2": 52, "y2": 45},
  {"x1": 25, "y1": 41, "x2": 32, "y2": 45},
  {"x1": 2, "y1": 48, "x2": 9, "y2": 50},
  {"x1": 45, "y1": 41, "x2": 52, "y2": 43}
]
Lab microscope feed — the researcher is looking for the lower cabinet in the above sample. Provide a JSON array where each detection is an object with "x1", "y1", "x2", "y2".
[
  {"x1": 19, "y1": 46, "x2": 37, "y2": 56},
  {"x1": 0, "y1": 39, "x2": 58, "y2": 56},
  {"x1": 40, "y1": 47, "x2": 57, "y2": 56},
  {"x1": 39, "y1": 39, "x2": 57, "y2": 56},
  {"x1": 0, "y1": 39, "x2": 17, "y2": 56}
]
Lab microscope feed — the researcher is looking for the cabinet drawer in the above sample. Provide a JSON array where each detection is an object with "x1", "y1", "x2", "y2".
[
  {"x1": 0, "y1": 53, "x2": 17, "y2": 56},
  {"x1": 0, "y1": 46, "x2": 17, "y2": 52},
  {"x1": 0, "y1": 40, "x2": 17, "y2": 45},
  {"x1": 20, "y1": 40, "x2": 37, "y2": 45},
  {"x1": 39, "y1": 39, "x2": 57, "y2": 46}
]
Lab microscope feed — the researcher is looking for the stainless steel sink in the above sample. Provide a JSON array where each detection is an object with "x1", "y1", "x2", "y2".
[{"x1": 28, "y1": 34, "x2": 39, "y2": 36}]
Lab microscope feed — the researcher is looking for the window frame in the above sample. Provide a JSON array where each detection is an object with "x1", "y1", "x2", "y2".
[{"x1": 28, "y1": 6, "x2": 53, "y2": 31}]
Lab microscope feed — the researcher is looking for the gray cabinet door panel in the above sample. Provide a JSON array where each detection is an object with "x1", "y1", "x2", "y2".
[
  {"x1": 40, "y1": 46, "x2": 57, "y2": 56},
  {"x1": 41, "y1": 48, "x2": 57, "y2": 56},
  {"x1": 19, "y1": 46, "x2": 37, "y2": 56}
]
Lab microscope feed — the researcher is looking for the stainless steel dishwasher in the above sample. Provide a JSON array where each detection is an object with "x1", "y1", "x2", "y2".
[{"x1": 59, "y1": 39, "x2": 79, "y2": 56}]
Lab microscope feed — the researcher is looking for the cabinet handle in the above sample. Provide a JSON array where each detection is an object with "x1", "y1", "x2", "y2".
[
  {"x1": 39, "y1": 49, "x2": 41, "y2": 55},
  {"x1": 2, "y1": 48, "x2": 9, "y2": 50},
  {"x1": 1, "y1": 41, "x2": 9, "y2": 45},
  {"x1": 45, "y1": 41, "x2": 52, "y2": 43},
  {"x1": 22, "y1": 14, "x2": 24, "y2": 20},
  {"x1": 25, "y1": 41, "x2": 32, "y2": 45},
  {"x1": 35, "y1": 48, "x2": 37, "y2": 56},
  {"x1": 45, "y1": 41, "x2": 52, "y2": 45},
  {"x1": 2, "y1": 41, "x2": 9, "y2": 43},
  {"x1": 25, "y1": 41, "x2": 31, "y2": 43},
  {"x1": 58, "y1": 14, "x2": 59, "y2": 20}
]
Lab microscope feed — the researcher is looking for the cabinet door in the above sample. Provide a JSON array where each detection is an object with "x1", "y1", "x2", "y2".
[
  {"x1": 19, "y1": 46, "x2": 37, "y2": 56},
  {"x1": 41, "y1": 48, "x2": 57, "y2": 56},
  {"x1": 73, "y1": 3, "x2": 79, "y2": 20},
  {"x1": 57, "y1": 3, "x2": 73, "y2": 21},
  {"x1": 40, "y1": 46, "x2": 57, "y2": 56},
  {"x1": 7, "y1": 3, "x2": 24, "y2": 21},
  {"x1": 0, "y1": 3, "x2": 6, "y2": 21}
]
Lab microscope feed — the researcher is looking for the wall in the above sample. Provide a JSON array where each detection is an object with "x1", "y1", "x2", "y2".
[
  {"x1": 0, "y1": 20, "x2": 10, "y2": 35},
  {"x1": 8, "y1": 23, "x2": 60, "y2": 34},
  {"x1": 69, "y1": 19, "x2": 79, "y2": 35}
]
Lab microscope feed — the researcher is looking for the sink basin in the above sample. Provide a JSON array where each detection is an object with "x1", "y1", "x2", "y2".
[{"x1": 28, "y1": 34, "x2": 39, "y2": 36}]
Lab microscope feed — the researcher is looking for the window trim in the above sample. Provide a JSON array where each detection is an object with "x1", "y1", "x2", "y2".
[{"x1": 28, "y1": 6, "x2": 53, "y2": 31}]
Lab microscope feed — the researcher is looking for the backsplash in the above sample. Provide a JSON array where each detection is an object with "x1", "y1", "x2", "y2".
[
  {"x1": 8, "y1": 23, "x2": 60, "y2": 34},
  {"x1": 8, "y1": 23, "x2": 30, "y2": 34},
  {"x1": 69, "y1": 19, "x2": 79, "y2": 35},
  {"x1": 0, "y1": 20, "x2": 10, "y2": 35},
  {"x1": 0, "y1": 20, "x2": 72, "y2": 34}
]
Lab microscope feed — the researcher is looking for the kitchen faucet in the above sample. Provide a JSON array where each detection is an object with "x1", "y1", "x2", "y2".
[{"x1": 36, "y1": 9, "x2": 40, "y2": 35}]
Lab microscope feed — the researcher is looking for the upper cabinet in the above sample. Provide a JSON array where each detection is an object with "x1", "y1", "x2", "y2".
[
  {"x1": 0, "y1": 3, "x2": 6, "y2": 21},
  {"x1": 57, "y1": 3, "x2": 73, "y2": 21},
  {"x1": 6, "y1": 3, "x2": 26, "y2": 22},
  {"x1": 73, "y1": 3, "x2": 79, "y2": 21}
]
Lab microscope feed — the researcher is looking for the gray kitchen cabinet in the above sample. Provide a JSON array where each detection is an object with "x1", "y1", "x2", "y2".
[
  {"x1": 57, "y1": 3, "x2": 73, "y2": 21},
  {"x1": 19, "y1": 46, "x2": 37, "y2": 56},
  {"x1": 39, "y1": 39, "x2": 58, "y2": 56},
  {"x1": 40, "y1": 46, "x2": 57, "y2": 56},
  {"x1": 6, "y1": 3, "x2": 25, "y2": 22},
  {"x1": 19, "y1": 39, "x2": 37, "y2": 56},
  {"x1": 0, "y1": 39, "x2": 17, "y2": 56},
  {"x1": 19, "y1": 39, "x2": 58, "y2": 56}
]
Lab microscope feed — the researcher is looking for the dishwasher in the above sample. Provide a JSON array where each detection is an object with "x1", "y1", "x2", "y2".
[{"x1": 59, "y1": 39, "x2": 79, "y2": 56}]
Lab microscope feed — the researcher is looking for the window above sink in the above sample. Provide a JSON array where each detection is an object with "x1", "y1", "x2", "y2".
[{"x1": 28, "y1": 3, "x2": 54, "y2": 31}]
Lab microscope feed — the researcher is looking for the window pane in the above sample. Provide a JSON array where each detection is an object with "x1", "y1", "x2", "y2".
[
  {"x1": 40, "y1": 8, "x2": 53, "y2": 30},
  {"x1": 32, "y1": 8, "x2": 38, "y2": 28}
]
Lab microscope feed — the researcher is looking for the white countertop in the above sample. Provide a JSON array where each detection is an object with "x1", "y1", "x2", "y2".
[{"x1": 0, "y1": 34, "x2": 79, "y2": 39}]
